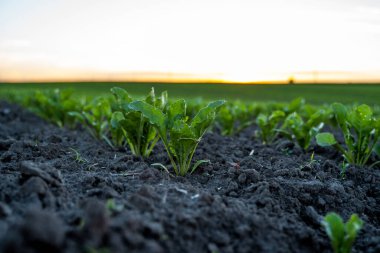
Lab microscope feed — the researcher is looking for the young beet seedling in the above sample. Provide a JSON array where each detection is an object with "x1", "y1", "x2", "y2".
[
  {"x1": 255, "y1": 110, "x2": 285, "y2": 144},
  {"x1": 69, "y1": 97, "x2": 112, "y2": 145},
  {"x1": 284, "y1": 97, "x2": 305, "y2": 115},
  {"x1": 110, "y1": 87, "x2": 167, "y2": 157},
  {"x1": 129, "y1": 99, "x2": 225, "y2": 176},
  {"x1": 316, "y1": 103, "x2": 380, "y2": 168},
  {"x1": 322, "y1": 212, "x2": 364, "y2": 253},
  {"x1": 216, "y1": 101, "x2": 256, "y2": 136},
  {"x1": 279, "y1": 109, "x2": 327, "y2": 150}
]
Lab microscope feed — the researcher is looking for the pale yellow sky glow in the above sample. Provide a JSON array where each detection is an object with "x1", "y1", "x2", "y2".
[{"x1": 0, "y1": 0, "x2": 380, "y2": 82}]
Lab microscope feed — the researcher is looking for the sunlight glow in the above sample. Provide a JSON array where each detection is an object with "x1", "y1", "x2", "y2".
[{"x1": 0, "y1": 0, "x2": 380, "y2": 83}]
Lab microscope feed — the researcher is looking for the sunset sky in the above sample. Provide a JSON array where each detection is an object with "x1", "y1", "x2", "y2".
[{"x1": 0, "y1": 0, "x2": 380, "y2": 83}]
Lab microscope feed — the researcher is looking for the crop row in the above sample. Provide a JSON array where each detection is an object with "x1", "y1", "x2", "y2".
[
  {"x1": 6, "y1": 88, "x2": 380, "y2": 174},
  {"x1": 3, "y1": 87, "x2": 377, "y2": 252}
]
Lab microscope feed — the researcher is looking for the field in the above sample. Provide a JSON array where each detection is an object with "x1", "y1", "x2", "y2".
[
  {"x1": 0, "y1": 84, "x2": 379, "y2": 253},
  {"x1": 1, "y1": 82, "x2": 380, "y2": 105}
]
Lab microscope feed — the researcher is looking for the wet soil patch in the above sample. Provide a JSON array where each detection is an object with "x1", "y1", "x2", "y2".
[{"x1": 0, "y1": 101, "x2": 379, "y2": 253}]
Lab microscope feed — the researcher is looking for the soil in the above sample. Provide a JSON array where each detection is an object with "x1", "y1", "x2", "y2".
[{"x1": 0, "y1": 100, "x2": 379, "y2": 253}]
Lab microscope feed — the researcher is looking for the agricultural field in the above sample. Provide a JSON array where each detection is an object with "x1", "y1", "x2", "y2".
[
  {"x1": 1, "y1": 82, "x2": 380, "y2": 105},
  {"x1": 0, "y1": 85, "x2": 379, "y2": 253}
]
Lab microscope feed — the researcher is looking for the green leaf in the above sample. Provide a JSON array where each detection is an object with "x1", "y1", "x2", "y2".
[
  {"x1": 322, "y1": 213, "x2": 345, "y2": 253},
  {"x1": 287, "y1": 97, "x2": 305, "y2": 113},
  {"x1": 322, "y1": 212, "x2": 364, "y2": 253},
  {"x1": 256, "y1": 113, "x2": 268, "y2": 128},
  {"x1": 159, "y1": 91, "x2": 168, "y2": 109},
  {"x1": 129, "y1": 101, "x2": 166, "y2": 131},
  {"x1": 68, "y1": 111, "x2": 85, "y2": 122},
  {"x1": 151, "y1": 163, "x2": 170, "y2": 174},
  {"x1": 332, "y1": 103, "x2": 347, "y2": 126},
  {"x1": 145, "y1": 87, "x2": 156, "y2": 105},
  {"x1": 167, "y1": 99, "x2": 187, "y2": 127},
  {"x1": 207, "y1": 100, "x2": 226, "y2": 109},
  {"x1": 191, "y1": 100, "x2": 225, "y2": 137},
  {"x1": 111, "y1": 87, "x2": 133, "y2": 103},
  {"x1": 110, "y1": 111, "x2": 125, "y2": 128},
  {"x1": 316, "y1": 133, "x2": 337, "y2": 147},
  {"x1": 348, "y1": 104, "x2": 374, "y2": 133},
  {"x1": 375, "y1": 142, "x2": 380, "y2": 157},
  {"x1": 342, "y1": 214, "x2": 364, "y2": 253},
  {"x1": 269, "y1": 110, "x2": 285, "y2": 121}
]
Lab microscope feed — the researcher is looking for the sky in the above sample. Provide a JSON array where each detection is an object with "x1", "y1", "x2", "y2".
[{"x1": 0, "y1": 0, "x2": 380, "y2": 83}]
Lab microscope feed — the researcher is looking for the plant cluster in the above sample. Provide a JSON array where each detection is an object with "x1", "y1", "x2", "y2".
[
  {"x1": 316, "y1": 103, "x2": 380, "y2": 167},
  {"x1": 110, "y1": 87, "x2": 168, "y2": 157},
  {"x1": 280, "y1": 109, "x2": 327, "y2": 150},
  {"x1": 129, "y1": 99, "x2": 224, "y2": 175},
  {"x1": 255, "y1": 110, "x2": 285, "y2": 144}
]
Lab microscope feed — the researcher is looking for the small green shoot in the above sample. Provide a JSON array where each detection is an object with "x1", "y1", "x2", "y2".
[
  {"x1": 69, "y1": 97, "x2": 112, "y2": 144},
  {"x1": 106, "y1": 198, "x2": 123, "y2": 213},
  {"x1": 69, "y1": 147, "x2": 88, "y2": 163},
  {"x1": 255, "y1": 110, "x2": 285, "y2": 144},
  {"x1": 299, "y1": 151, "x2": 318, "y2": 170},
  {"x1": 322, "y1": 212, "x2": 364, "y2": 253}
]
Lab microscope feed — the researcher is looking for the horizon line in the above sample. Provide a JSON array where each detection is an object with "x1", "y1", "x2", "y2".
[{"x1": 2, "y1": 80, "x2": 380, "y2": 85}]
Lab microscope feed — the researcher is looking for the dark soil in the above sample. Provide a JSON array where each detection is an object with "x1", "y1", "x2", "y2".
[{"x1": 0, "y1": 100, "x2": 379, "y2": 253}]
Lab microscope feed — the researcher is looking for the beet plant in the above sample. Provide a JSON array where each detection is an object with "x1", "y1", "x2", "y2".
[
  {"x1": 129, "y1": 99, "x2": 224, "y2": 176},
  {"x1": 279, "y1": 109, "x2": 327, "y2": 150},
  {"x1": 216, "y1": 103, "x2": 238, "y2": 136},
  {"x1": 322, "y1": 212, "x2": 364, "y2": 253},
  {"x1": 255, "y1": 110, "x2": 285, "y2": 144},
  {"x1": 69, "y1": 97, "x2": 112, "y2": 144},
  {"x1": 216, "y1": 101, "x2": 257, "y2": 136},
  {"x1": 110, "y1": 87, "x2": 167, "y2": 157},
  {"x1": 26, "y1": 89, "x2": 81, "y2": 127},
  {"x1": 316, "y1": 103, "x2": 380, "y2": 167},
  {"x1": 284, "y1": 97, "x2": 305, "y2": 115}
]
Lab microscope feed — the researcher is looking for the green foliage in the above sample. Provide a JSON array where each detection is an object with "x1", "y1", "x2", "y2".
[
  {"x1": 316, "y1": 103, "x2": 380, "y2": 167},
  {"x1": 26, "y1": 89, "x2": 82, "y2": 127},
  {"x1": 185, "y1": 98, "x2": 208, "y2": 118},
  {"x1": 255, "y1": 110, "x2": 285, "y2": 144},
  {"x1": 284, "y1": 97, "x2": 305, "y2": 115},
  {"x1": 316, "y1": 132, "x2": 337, "y2": 146},
  {"x1": 129, "y1": 99, "x2": 225, "y2": 176},
  {"x1": 69, "y1": 147, "x2": 88, "y2": 163},
  {"x1": 106, "y1": 198, "x2": 123, "y2": 213},
  {"x1": 280, "y1": 109, "x2": 326, "y2": 150},
  {"x1": 216, "y1": 101, "x2": 257, "y2": 136},
  {"x1": 322, "y1": 212, "x2": 364, "y2": 253},
  {"x1": 69, "y1": 97, "x2": 112, "y2": 143},
  {"x1": 110, "y1": 87, "x2": 167, "y2": 157},
  {"x1": 375, "y1": 141, "x2": 380, "y2": 158}
]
